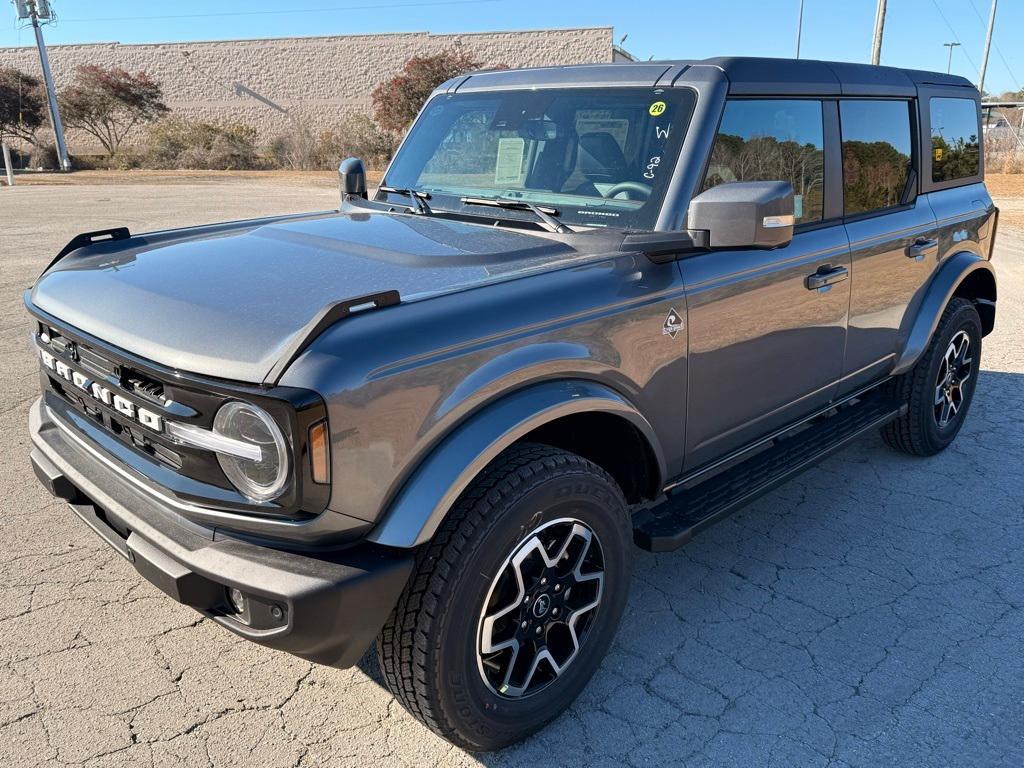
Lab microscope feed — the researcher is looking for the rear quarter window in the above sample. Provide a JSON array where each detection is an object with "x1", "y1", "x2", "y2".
[{"x1": 930, "y1": 97, "x2": 981, "y2": 182}]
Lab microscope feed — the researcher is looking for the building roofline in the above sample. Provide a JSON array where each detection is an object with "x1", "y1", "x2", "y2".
[{"x1": 0, "y1": 26, "x2": 614, "y2": 50}]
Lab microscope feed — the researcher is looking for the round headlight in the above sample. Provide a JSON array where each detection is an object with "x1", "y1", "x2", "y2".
[{"x1": 213, "y1": 401, "x2": 289, "y2": 502}]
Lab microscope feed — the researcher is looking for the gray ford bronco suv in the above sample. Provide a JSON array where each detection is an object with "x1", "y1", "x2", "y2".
[{"x1": 27, "y1": 57, "x2": 997, "y2": 750}]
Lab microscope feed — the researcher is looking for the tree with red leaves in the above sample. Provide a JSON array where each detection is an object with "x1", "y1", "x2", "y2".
[
  {"x1": 0, "y1": 67, "x2": 46, "y2": 144},
  {"x1": 59, "y1": 65, "x2": 169, "y2": 156},
  {"x1": 372, "y1": 49, "x2": 500, "y2": 133}
]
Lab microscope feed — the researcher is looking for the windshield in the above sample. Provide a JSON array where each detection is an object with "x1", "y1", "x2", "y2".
[{"x1": 382, "y1": 87, "x2": 696, "y2": 230}]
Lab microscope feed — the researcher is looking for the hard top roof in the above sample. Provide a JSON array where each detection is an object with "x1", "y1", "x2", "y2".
[{"x1": 451, "y1": 56, "x2": 977, "y2": 98}]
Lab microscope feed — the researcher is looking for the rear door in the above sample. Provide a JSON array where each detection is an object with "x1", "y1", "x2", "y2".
[
  {"x1": 838, "y1": 98, "x2": 938, "y2": 394},
  {"x1": 680, "y1": 98, "x2": 851, "y2": 469}
]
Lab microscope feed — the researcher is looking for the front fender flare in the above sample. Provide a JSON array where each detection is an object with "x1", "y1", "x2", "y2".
[
  {"x1": 892, "y1": 252, "x2": 996, "y2": 376},
  {"x1": 366, "y1": 380, "x2": 665, "y2": 549}
]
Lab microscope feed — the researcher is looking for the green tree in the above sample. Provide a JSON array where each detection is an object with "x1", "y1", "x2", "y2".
[
  {"x1": 0, "y1": 67, "x2": 46, "y2": 143},
  {"x1": 59, "y1": 65, "x2": 169, "y2": 156},
  {"x1": 842, "y1": 140, "x2": 910, "y2": 211}
]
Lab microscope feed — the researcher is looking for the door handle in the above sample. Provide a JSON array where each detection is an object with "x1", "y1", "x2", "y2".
[
  {"x1": 906, "y1": 237, "x2": 938, "y2": 260},
  {"x1": 805, "y1": 265, "x2": 849, "y2": 291}
]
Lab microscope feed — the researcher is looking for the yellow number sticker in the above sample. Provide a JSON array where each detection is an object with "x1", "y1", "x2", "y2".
[{"x1": 649, "y1": 101, "x2": 666, "y2": 116}]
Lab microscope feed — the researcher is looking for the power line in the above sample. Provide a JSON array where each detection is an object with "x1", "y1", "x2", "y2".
[
  {"x1": 56, "y1": 0, "x2": 497, "y2": 24},
  {"x1": 929, "y1": 0, "x2": 978, "y2": 72}
]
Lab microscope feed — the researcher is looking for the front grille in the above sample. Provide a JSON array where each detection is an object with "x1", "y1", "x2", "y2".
[
  {"x1": 126, "y1": 375, "x2": 166, "y2": 404},
  {"x1": 77, "y1": 343, "x2": 119, "y2": 380},
  {"x1": 30, "y1": 311, "x2": 324, "y2": 522},
  {"x1": 39, "y1": 327, "x2": 185, "y2": 471}
]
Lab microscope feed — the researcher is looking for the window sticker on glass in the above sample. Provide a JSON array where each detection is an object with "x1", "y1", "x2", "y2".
[
  {"x1": 794, "y1": 194, "x2": 804, "y2": 219},
  {"x1": 494, "y1": 137, "x2": 526, "y2": 186}
]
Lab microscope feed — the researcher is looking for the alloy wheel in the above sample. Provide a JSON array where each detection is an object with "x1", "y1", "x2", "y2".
[
  {"x1": 477, "y1": 518, "x2": 605, "y2": 699},
  {"x1": 934, "y1": 330, "x2": 973, "y2": 429}
]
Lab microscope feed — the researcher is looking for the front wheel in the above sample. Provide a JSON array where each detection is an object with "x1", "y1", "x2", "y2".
[
  {"x1": 881, "y1": 297, "x2": 982, "y2": 456},
  {"x1": 377, "y1": 443, "x2": 632, "y2": 751}
]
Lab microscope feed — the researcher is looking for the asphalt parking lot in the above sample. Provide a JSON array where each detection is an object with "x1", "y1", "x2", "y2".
[{"x1": 1, "y1": 178, "x2": 1022, "y2": 767}]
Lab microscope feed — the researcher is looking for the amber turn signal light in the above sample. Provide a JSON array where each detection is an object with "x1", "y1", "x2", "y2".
[{"x1": 309, "y1": 420, "x2": 330, "y2": 484}]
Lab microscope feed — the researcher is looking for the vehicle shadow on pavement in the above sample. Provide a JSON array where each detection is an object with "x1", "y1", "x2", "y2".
[{"x1": 359, "y1": 369, "x2": 1024, "y2": 767}]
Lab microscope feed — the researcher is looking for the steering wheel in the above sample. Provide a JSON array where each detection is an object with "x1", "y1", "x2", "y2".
[{"x1": 604, "y1": 181, "x2": 652, "y2": 200}]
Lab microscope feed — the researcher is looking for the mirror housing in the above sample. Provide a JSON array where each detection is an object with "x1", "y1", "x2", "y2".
[
  {"x1": 687, "y1": 181, "x2": 795, "y2": 249},
  {"x1": 338, "y1": 156, "x2": 367, "y2": 203}
]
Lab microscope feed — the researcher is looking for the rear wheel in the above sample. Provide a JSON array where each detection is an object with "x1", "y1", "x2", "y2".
[
  {"x1": 377, "y1": 443, "x2": 632, "y2": 751},
  {"x1": 881, "y1": 298, "x2": 982, "y2": 456}
]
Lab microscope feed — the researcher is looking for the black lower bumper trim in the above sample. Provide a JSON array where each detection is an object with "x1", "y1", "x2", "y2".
[
  {"x1": 29, "y1": 401, "x2": 414, "y2": 668},
  {"x1": 32, "y1": 446, "x2": 77, "y2": 500}
]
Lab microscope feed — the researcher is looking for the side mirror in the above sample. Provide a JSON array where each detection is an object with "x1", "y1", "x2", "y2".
[
  {"x1": 338, "y1": 156, "x2": 367, "y2": 203},
  {"x1": 688, "y1": 181, "x2": 794, "y2": 249}
]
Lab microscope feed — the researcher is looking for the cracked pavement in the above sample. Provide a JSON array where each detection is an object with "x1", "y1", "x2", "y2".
[{"x1": 1, "y1": 179, "x2": 1022, "y2": 767}]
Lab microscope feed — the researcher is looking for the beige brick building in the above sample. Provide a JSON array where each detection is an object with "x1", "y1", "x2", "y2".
[{"x1": 0, "y1": 27, "x2": 630, "y2": 154}]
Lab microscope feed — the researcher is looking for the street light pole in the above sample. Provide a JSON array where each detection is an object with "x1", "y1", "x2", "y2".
[
  {"x1": 25, "y1": 0, "x2": 71, "y2": 170},
  {"x1": 977, "y1": 0, "x2": 997, "y2": 95},
  {"x1": 943, "y1": 42, "x2": 960, "y2": 74},
  {"x1": 870, "y1": 0, "x2": 887, "y2": 65}
]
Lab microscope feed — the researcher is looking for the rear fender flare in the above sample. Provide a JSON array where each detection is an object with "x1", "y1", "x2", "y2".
[
  {"x1": 892, "y1": 251, "x2": 996, "y2": 375},
  {"x1": 366, "y1": 380, "x2": 665, "y2": 549}
]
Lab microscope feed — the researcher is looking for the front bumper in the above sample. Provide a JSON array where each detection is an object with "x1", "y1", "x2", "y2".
[{"x1": 29, "y1": 397, "x2": 413, "y2": 668}]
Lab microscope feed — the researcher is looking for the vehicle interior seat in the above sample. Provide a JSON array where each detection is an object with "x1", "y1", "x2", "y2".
[{"x1": 569, "y1": 132, "x2": 630, "y2": 196}]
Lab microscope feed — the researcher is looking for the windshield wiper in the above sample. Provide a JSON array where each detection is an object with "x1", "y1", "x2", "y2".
[
  {"x1": 460, "y1": 196, "x2": 572, "y2": 234},
  {"x1": 379, "y1": 186, "x2": 432, "y2": 215}
]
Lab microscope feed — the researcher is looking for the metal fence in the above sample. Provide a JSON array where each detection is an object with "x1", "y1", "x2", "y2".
[{"x1": 983, "y1": 102, "x2": 1024, "y2": 173}]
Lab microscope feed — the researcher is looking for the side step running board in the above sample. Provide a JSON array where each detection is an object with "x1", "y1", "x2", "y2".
[{"x1": 633, "y1": 396, "x2": 905, "y2": 552}]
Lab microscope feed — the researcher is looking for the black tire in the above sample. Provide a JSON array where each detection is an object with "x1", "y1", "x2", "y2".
[
  {"x1": 377, "y1": 443, "x2": 632, "y2": 751},
  {"x1": 881, "y1": 297, "x2": 982, "y2": 456}
]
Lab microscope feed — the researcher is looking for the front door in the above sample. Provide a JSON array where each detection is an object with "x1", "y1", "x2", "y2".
[
  {"x1": 681, "y1": 98, "x2": 850, "y2": 469},
  {"x1": 681, "y1": 229, "x2": 850, "y2": 469}
]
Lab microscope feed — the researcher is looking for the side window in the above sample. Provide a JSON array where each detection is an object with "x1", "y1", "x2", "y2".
[
  {"x1": 839, "y1": 100, "x2": 913, "y2": 216},
  {"x1": 701, "y1": 99, "x2": 824, "y2": 224},
  {"x1": 930, "y1": 97, "x2": 980, "y2": 182}
]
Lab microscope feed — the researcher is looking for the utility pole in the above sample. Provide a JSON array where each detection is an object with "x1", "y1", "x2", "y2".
[
  {"x1": 16, "y1": 0, "x2": 70, "y2": 170},
  {"x1": 795, "y1": 0, "x2": 804, "y2": 59},
  {"x1": 943, "y1": 42, "x2": 960, "y2": 74},
  {"x1": 870, "y1": 0, "x2": 887, "y2": 65},
  {"x1": 977, "y1": 0, "x2": 997, "y2": 96}
]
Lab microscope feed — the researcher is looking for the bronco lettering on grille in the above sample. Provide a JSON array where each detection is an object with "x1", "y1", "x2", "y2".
[{"x1": 39, "y1": 346, "x2": 164, "y2": 433}]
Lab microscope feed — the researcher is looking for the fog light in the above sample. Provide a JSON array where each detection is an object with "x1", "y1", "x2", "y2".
[{"x1": 228, "y1": 587, "x2": 246, "y2": 614}]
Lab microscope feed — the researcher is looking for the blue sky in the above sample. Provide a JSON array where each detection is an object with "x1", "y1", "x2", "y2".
[{"x1": 3, "y1": 0, "x2": 1021, "y2": 96}]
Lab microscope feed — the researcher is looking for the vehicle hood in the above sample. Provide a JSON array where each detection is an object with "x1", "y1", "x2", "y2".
[{"x1": 30, "y1": 211, "x2": 598, "y2": 383}]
